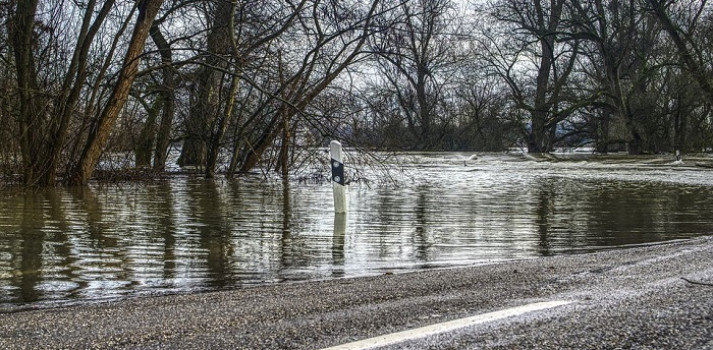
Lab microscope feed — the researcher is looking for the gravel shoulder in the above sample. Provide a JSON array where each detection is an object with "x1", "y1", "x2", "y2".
[{"x1": 1, "y1": 237, "x2": 712, "y2": 349}]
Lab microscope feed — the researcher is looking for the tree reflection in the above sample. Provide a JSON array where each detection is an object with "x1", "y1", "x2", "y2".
[
  {"x1": 280, "y1": 179, "x2": 292, "y2": 271},
  {"x1": 144, "y1": 181, "x2": 177, "y2": 281},
  {"x1": 70, "y1": 186, "x2": 116, "y2": 247},
  {"x1": 585, "y1": 182, "x2": 674, "y2": 247},
  {"x1": 413, "y1": 185, "x2": 430, "y2": 262},
  {"x1": 535, "y1": 181, "x2": 556, "y2": 256},
  {"x1": 43, "y1": 188, "x2": 80, "y2": 298},
  {"x1": 188, "y1": 180, "x2": 235, "y2": 288},
  {"x1": 332, "y1": 213, "x2": 346, "y2": 276},
  {"x1": 16, "y1": 193, "x2": 45, "y2": 302}
]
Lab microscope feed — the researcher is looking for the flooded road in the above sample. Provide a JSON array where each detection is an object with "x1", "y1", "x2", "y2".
[{"x1": 1, "y1": 153, "x2": 712, "y2": 309}]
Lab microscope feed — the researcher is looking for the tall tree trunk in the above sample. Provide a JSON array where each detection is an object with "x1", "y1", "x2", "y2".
[
  {"x1": 206, "y1": 0, "x2": 240, "y2": 179},
  {"x1": 523, "y1": 0, "x2": 565, "y2": 154},
  {"x1": 43, "y1": 0, "x2": 116, "y2": 186},
  {"x1": 135, "y1": 97, "x2": 162, "y2": 167},
  {"x1": 150, "y1": 20, "x2": 177, "y2": 172},
  {"x1": 9, "y1": 0, "x2": 42, "y2": 185},
  {"x1": 226, "y1": 135, "x2": 243, "y2": 179},
  {"x1": 178, "y1": 0, "x2": 232, "y2": 168},
  {"x1": 70, "y1": 0, "x2": 164, "y2": 185},
  {"x1": 277, "y1": 110, "x2": 291, "y2": 178},
  {"x1": 596, "y1": 111, "x2": 611, "y2": 154},
  {"x1": 674, "y1": 109, "x2": 687, "y2": 153},
  {"x1": 206, "y1": 74, "x2": 240, "y2": 178},
  {"x1": 529, "y1": 37, "x2": 555, "y2": 154},
  {"x1": 529, "y1": 109, "x2": 550, "y2": 154}
]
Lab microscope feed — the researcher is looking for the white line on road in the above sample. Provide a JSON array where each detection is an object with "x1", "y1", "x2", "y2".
[{"x1": 321, "y1": 300, "x2": 573, "y2": 350}]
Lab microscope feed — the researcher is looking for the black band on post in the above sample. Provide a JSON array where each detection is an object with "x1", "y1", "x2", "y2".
[{"x1": 331, "y1": 158, "x2": 345, "y2": 185}]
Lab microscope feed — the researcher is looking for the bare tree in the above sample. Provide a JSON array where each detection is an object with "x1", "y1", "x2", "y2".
[
  {"x1": 453, "y1": 73, "x2": 515, "y2": 151},
  {"x1": 567, "y1": 0, "x2": 661, "y2": 153},
  {"x1": 234, "y1": 0, "x2": 385, "y2": 176},
  {"x1": 70, "y1": 0, "x2": 164, "y2": 185},
  {"x1": 6, "y1": 0, "x2": 164, "y2": 185},
  {"x1": 480, "y1": 0, "x2": 580, "y2": 153},
  {"x1": 132, "y1": 2, "x2": 183, "y2": 171},
  {"x1": 646, "y1": 0, "x2": 713, "y2": 103},
  {"x1": 204, "y1": 0, "x2": 312, "y2": 179},
  {"x1": 370, "y1": 0, "x2": 461, "y2": 150},
  {"x1": 565, "y1": 0, "x2": 709, "y2": 154},
  {"x1": 176, "y1": 0, "x2": 234, "y2": 169}
]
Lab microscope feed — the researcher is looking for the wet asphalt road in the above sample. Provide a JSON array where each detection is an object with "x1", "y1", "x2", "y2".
[{"x1": 1, "y1": 237, "x2": 712, "y2": 349}]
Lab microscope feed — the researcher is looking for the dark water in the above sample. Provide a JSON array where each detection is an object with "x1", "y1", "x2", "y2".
[{"x1": 1, "y1": 154, "x2": 713, "y2": 310}]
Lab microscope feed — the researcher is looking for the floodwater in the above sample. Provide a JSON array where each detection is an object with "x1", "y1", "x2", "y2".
[{"x1": 1, "y1": 153, "x2": 713, "y2": 310}]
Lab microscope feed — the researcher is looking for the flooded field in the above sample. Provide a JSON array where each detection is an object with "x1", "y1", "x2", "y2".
[{"x1": 1, "y1": 153, "x2": 713, "y2": 310}]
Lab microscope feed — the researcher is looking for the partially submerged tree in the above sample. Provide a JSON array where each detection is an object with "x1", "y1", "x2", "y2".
[
  {"x1": 567, "y1": 0, "x2": 661, "y2": 153},
  {"x1": 370, "y1": 0, "x2": 462, "y2": 150},
  {"x1": 480, "y1": 0, "x2": 581, "y2": 153},
  {"x1": 647, "y1": 0, "x2": 713, "y2": 103},
  {"x1": 7, "y1": 0, "x2": 163, "y2": 186},
  {"x1": 71, "y1": 0, "x2": 164, "y2": 185},
  {"x1": 231, "y1": 0, "x2": 385, "y2": 177}
]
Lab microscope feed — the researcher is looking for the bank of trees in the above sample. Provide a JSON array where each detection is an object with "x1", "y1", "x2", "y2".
[
  {"x1": 346, "y1": 0, "x2": 713, "y2": 154},
  {"x1": 1, "y1": 0, "x2": 712, "y2": 186},
  {"x1": 474, "y1": 0, "x2": 713, "y2": 154}
]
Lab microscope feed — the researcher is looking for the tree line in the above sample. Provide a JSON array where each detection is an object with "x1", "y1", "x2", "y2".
[{"x1": 1, "y1": 0, "x2": 712, "y2": 186}]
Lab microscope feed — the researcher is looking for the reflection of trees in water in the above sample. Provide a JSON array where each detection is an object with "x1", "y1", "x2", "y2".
[
  {"x1": 143, "y1": 181, "x2": 177, "y2": 281},
  {"x1": 7, "y1": 188, "x2": 85, "y2": 303},
  {"x1": 17, "y1": 194, "x2": 45, "y2": 302},
  {"x1": 44, "y1": 188, "x2": 80, "y2": 299},
  {"x1": 71, "y1": 187, "x2": 116, "y2": 247},
  {"x1": 273, "y1": 180, "x2": 350, "y2": 280},
  {"x1": 278, "y1": 180, "x2": 338, "y2": 278},
  {"x1": 187, "y1": 181, "x2": 235, "y2": 288},
  {"x1": 413, "y1": 185, "x2": 433, "y2": 262},
  {"x1": 280, "y1": 179, "x2": 292, "y2": 271},
  {"x1": 657, "y1": 187, "x2": 713, "y2": 238},
  {"x1": 374, "y1": 187, "x2": 395, "y2": 258},
  {"x1": 332, "y1": 214, "x2": 346, "y2": 277},
  {"x1": 69, "y1": 186, "x2": 134, "y2": 294},
  {"x1": 4, "y1": 171, "x2": 713, "y2": 307},
  {"x1": 368, "y1": 185, "x2": 436, "y2": 264},
  {"x1": 535, "y1": 180, "x2": 556, "y2": 257},
  {"x1": 530, "y1": 179, "x2": 713, "y2": 252},
  {"x1": 584, "y1": 183, "x2": 673, "y2": 246},
  {"x1": 589, "y1": 184, "x2": 713, "y2": 245}
]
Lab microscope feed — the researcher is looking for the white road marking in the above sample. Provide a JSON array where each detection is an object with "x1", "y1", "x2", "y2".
[{"x1": 321, "y1": 300, "x2": 573, "y2": 350}]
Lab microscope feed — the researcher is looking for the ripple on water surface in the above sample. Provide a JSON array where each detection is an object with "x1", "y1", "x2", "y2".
[{"x1": 1, "y1": 154, "x2": 713, "y2": 309}]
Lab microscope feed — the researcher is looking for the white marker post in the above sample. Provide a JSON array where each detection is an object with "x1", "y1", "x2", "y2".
[{"x1": 330, "y1": 140, "x2": 347, "y2": 214}]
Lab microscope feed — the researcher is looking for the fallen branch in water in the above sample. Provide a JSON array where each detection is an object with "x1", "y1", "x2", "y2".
[{"x1": 681, "y1": 277, "x2": 713, "y2": 287}]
